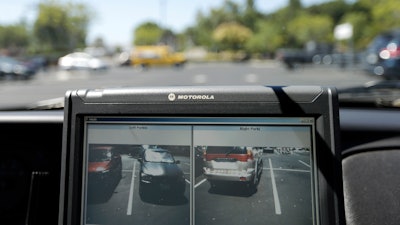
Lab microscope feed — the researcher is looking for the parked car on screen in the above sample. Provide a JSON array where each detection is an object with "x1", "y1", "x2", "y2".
[
  {"x1": 0, "y1": 56, "x2": 37, "y2": 79},
  {"x1": 203, "y1": 146, "x2": 263, "y2": 190},
  {"x1": 88, "y1": 145, "x2": 122, "y2": 189},
  {"x1": 362, "y1": 29, "x2": 400, "y2": 80},
  {"x1": 138, "y1": 148, "x2": 186, "y2": 199},
  {"x1": 58, "y1": 52, "x2": 108, "y2": 70}
]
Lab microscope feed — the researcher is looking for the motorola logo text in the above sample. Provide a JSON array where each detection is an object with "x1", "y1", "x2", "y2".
[
  {"x1": 177, "y1": 95, "x2": 215, "y2": 100},
  {"x1": 168, "y1": 93, "x2": 215, "y2": 101}
]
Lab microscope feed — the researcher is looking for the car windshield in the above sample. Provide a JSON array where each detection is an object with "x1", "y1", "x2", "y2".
[
  {"x1": 206, "y1": 146, "x2": 246, "y2": 154},
  {"x1": 0, "y1": 0, "x2": 399, "y2": 109},
  {"x1": 89, "y1": 149, "x2": 112, "y2": 162},
  {"x1": 144, "y1": 150, "x2": 175, "y2": 163}
]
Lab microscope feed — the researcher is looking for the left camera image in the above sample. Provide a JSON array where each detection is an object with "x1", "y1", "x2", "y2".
[{"x1": 85, "y1": 144, "x2": 191, "y2": 225}]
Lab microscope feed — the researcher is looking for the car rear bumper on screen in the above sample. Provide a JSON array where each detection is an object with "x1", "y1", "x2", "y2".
[{"x1": 204, "y1": 169, "x2": 255, "y2": 182}]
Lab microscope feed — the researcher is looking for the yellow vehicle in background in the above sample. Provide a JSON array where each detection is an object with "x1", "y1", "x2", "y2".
[{"x1": 130, "y1": 45, "x2": 187, "y2": 68}]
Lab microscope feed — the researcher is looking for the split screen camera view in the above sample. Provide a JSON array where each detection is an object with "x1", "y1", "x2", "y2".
[{"x1": 84, "y1": 117, "x2": 315, "y2": 225}]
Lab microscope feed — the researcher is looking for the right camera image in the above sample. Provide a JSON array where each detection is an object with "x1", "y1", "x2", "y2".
[{"x1": 193, "y1": 123, "x2": 315, "y2": 225}]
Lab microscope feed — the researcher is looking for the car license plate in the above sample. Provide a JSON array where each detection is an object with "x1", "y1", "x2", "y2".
[
  {"x1": 213, "y1": 162, "x2": 236, "y2": 169},
  {"x1": 215, "y1": 158, "x2": 236, "y2": 162}
]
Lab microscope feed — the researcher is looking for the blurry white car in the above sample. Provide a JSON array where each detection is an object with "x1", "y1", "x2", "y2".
[{"x1": 58, "y1": 52, "x2": 108, "y2": 70}]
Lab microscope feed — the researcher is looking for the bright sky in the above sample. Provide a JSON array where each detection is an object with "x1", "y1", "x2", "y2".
[{"x1": 0, "y1": 0, "x2": 328, "y2": 48}]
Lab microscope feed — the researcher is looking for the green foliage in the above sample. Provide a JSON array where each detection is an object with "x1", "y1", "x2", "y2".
[
  {"x1": 239, "y1": 0, "x2": 264, "y2": 31},
  {"x1": 340, "y1": 12, "x2": 370, "y2": 49},
  {"x1": 0, "y1": 24, "x2": 29, "y2": 50},
  {"x1": 370, "y1": 0, "x2": 400, "y2": 32},
  {"x1": 185, "y1": 0, "x2": 243, "y2": 49},
  {"x1": 184, "y1": 0, "x2": 400, "y2": 55},
  {"x1": 33, "y1": 0, "x2": 93, "y2": 53},
  {"x1": 245, "y1": 21, "x2": 284, "y2": 53},
  {"x1": 212, "y1": 22, "x2": 252, "y2": 51},
  {"x1": 337, "y1": 0, "x2": 400, "y2": 50},
  {"x1": 287, "y1": 13, "x2": 334, "y2": 44},
  {"x1": 133, "y1": 22, "x2": 163, "y2": 45},
  {"x1": 308, "y1": 0, "x2": 350, "y2": 24}
]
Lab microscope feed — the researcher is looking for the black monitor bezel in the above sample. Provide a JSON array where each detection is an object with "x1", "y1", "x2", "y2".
[{"x1": 59, "y1": 85, "x2": 343, "y2": 225}]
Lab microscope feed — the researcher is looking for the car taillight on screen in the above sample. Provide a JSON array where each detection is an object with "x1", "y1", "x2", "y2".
[{"x1": 246, "y1": 149, "x2": 254, "y2": 161}]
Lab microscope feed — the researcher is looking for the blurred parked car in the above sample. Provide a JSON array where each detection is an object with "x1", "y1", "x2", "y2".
[
  {"x1": 276, "y1": 42, "x2": 334, "y2": 69},
  {"x1": 138, "y1": 148, "x2": 186, "y2": 199},
  {"x1": 115, "y1": 51, "x2": 131, "y2": 66},
  {"x1": 203, "y1": 146, "x2": 263, "y2": 191},
  {"x1": 0, "y1": 56, "x2": 37, "y2": 79},
  {"x1": 130, "y1": 45, "x2": 186, "y2": 69},
  {"x1": 88, "y1": 145, "x2": 122, "y2": 189},
  {"x1": 26, "y1": 56, "x2": 49, "y2": 71},
  {"x1": 58, "y1": 52, "x2": 108, "y2": 70},
  {"x1": 362, "y1": 29, "x2": 400, "y2": 80}
]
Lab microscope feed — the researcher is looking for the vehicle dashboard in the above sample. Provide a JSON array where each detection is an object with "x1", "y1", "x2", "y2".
[{"x1": 0, "y1": 106, "x2": 399, "y2": 225}]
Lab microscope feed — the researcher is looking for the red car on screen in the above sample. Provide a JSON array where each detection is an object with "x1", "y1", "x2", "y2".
[{"x1": 88, "y1": 145, "x2": 122, "y2": 188}]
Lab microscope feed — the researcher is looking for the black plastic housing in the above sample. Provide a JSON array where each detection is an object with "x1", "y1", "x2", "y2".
[{"x1": 59, "y1": 85, "x2": 343, "y2": 225}]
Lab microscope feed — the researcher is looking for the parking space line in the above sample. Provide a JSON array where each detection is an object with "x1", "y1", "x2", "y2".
[
  {"x1": 272, "y1": 168, "x2": 309, "y2": 173},
  {"x1": 126, "y1": 160, "x2": 137, "y2": 216},
  {"x1": 244, "y1": 73, "x2": 259, "y2": 83},
  {"x1": 194, "y1": 178, "x2": 207, "y2": 188},
  {"x1": 298, "y1": 160, "x2": 311, "y2": 168},
  {"x1": 269, "y1": 158, "x2": 282, "y2": 215},
  {"x1": 182, "y1": 162, "x2": 190, "y2": 183},
  {"x1": 193, "y1": 74, "x2": 207, "y2": 83}
]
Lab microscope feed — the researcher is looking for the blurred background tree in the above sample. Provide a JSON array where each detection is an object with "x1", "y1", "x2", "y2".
[
  {"x1": 212, "y1": 22, "x2": 252, "y2": 51},
  {"x1": 0, "y1": 24, "x2": 29, "y2": 55},
  {"x1": 133, "y1": 22, "x2": 164, "y2": 45},
  {"x1": 185, "y1": 0, "x2": 400, "y2": 55},
  {"x1": 32, "y1": 0, "x2": 93, "y2": 54},
  {"x1": 245, "y1": 21, "x2": 284, "y2": 56},
  {"x1": 1, "y1": 0, "x2": 400, "y2": 58},
  {"x1": 287, "y1": 13, "x2": 334, "y2": 45}
]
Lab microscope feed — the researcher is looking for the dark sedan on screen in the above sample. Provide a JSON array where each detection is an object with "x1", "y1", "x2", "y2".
[{"x1": 138, "y1": 148, "x2": 186, "y2": 199}]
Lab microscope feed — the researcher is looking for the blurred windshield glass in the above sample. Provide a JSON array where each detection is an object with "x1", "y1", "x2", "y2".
[{"x1": 0, "y1": 0, "x2": 399, "y2": 109}]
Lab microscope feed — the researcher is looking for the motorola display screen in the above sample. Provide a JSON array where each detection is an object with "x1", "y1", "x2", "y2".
[{"x1": 59, "y1": 86, "x2": 343, "y2": 225}]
